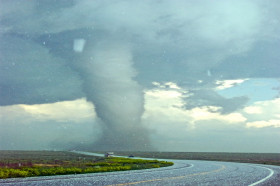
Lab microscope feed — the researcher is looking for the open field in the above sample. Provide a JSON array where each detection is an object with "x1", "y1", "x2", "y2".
[
  {"x1": 0, "y1": 151, "x2": 173, "y2": 179},
  {"x1": 112, "y1": 151, "x2": 280, "y2": 166}
]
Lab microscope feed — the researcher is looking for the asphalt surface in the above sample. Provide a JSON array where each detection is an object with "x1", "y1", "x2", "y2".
[{"x1": 0, "y1": 152, "x2": 279, "y2": 186}]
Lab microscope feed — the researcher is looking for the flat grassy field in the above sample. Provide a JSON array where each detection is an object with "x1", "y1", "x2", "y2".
[
  {"x1": 112, "y1": 151, "x2": 280, "y2": 166},
  {"x1": 0, "y1": 151, "x2": 173, "y2": 179}
]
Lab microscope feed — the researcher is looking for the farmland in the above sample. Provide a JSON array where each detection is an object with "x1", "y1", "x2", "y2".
[{"x1": 0, "y1": 151, "x2": 173, "y2": 179}]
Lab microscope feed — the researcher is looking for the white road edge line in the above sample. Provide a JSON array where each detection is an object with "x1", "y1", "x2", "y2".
[
  {"x1": 188, "y1": 164, "x2": 194, "y2": 168},
  {"x1": 248, "y1": 166, "x2": 274, "y2": 186}
]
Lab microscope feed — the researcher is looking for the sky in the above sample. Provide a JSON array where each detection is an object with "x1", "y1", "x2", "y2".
[{"x1": 0, "y1": 0, "x2": 280, "y2": 152}]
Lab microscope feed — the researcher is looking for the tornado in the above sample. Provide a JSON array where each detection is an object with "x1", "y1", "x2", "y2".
[{"x1": 76, "y1": 41, "x2": 151, "y2": 151}]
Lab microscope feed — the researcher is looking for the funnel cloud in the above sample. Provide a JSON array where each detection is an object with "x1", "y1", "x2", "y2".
[{"x1": 75, "y1": 41, "x2": 151, "y2": 150}]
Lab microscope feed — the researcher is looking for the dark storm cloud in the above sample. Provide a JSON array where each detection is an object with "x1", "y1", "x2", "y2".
[
  {"x1": 1, "y1": 1, "x2": 279, "y2": 99},
  {"x1": 185, "y1": 90, "x2": 249, "y2": 114},
  {"x1": 212, "y1": 40, "x2": 280, "y2": 79},
  {"x1": 1, "y1": 0, "x2": 280, "y2": 151},
  {"x1": 0, "y1": 35, "x2": 84, "y2": 105}
]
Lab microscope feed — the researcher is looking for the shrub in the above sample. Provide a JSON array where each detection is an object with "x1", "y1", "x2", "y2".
[
  {"x1": 0, "y1": 169, "x2": 9, "y2": 179},
  {"x1": 8, "y1": 169, "x2": 29, "y2": 178},
  {"x1": 152, "y1": 165, "x2": 160, "y2": 168}
]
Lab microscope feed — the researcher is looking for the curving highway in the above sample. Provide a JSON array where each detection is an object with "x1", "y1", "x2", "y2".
[{"x1": 0, "y1": 152, "x2": 279, "y2": 186}]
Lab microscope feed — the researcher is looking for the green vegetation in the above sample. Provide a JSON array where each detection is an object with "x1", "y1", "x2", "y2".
[{"x1": 0, "y1": 151, "x2": 173, "y2": 179}]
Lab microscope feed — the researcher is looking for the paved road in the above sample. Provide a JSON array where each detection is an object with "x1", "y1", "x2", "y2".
[{"x1": 0, "y1": 152, "x2": 279, "y2": 186}]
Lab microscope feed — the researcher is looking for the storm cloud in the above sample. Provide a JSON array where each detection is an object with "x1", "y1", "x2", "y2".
[
  {"x1": 1, "y1": 0, "x2": 280, "y2": 152},
  {"x1": 1, "y1": 0, "x2": 279, "y2": 105}
]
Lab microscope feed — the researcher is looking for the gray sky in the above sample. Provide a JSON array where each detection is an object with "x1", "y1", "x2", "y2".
[{"x1": 0, "y1": 0, "x2": 280, "y2": 152}]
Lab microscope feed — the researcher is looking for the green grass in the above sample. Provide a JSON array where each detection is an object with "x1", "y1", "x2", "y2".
[{"x1": 0, "y1": 151, "x2": 173, "y2": 179}]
